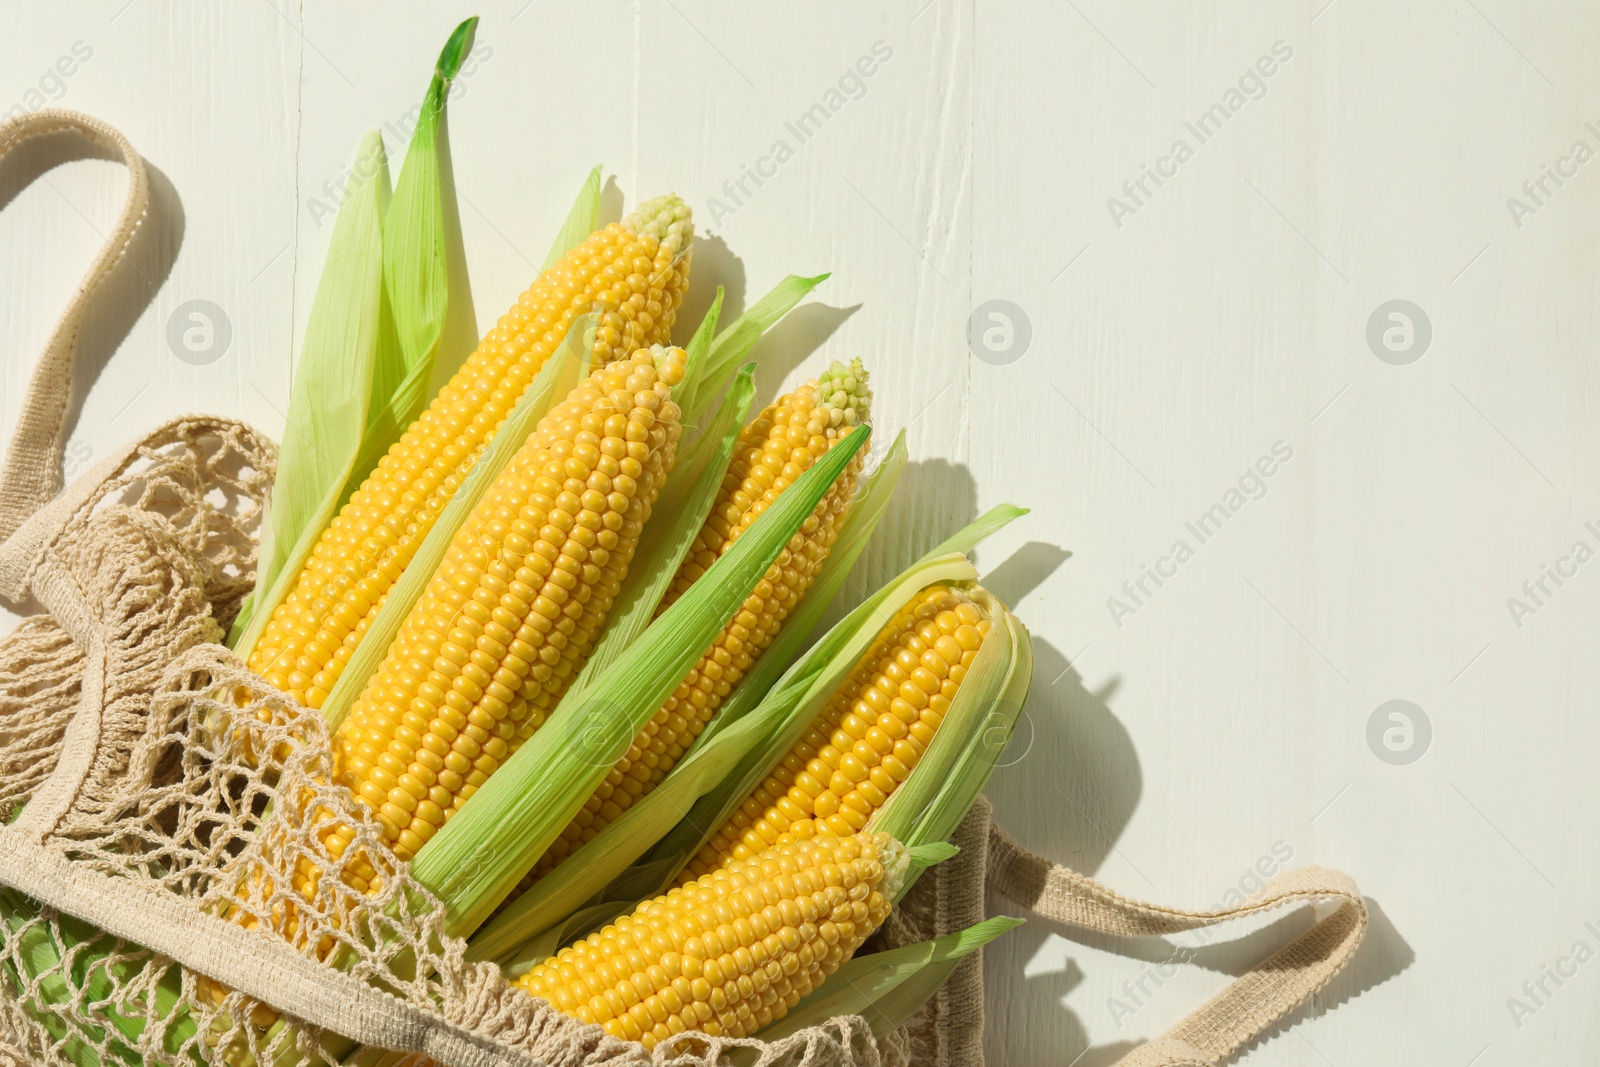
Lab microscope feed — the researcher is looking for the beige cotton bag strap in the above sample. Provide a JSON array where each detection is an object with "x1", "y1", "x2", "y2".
[
  {"x1": 0, "y1": 109, "x2": 150, "y2": 551},
  {"x1": 0, "y1": 110, "x2": 156, "y2": 835},
  {"x1": 986, "y1": 819, "x2": 1366, "y2": 1067}
]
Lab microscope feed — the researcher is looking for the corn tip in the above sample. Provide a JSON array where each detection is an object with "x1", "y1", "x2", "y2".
[
  {"x1": 648, "y1": 344, "x2": 688, "y2": 387},
  {"x1": 812, "y1": 358, "x2": 872, "y2": 427},
  {"x1": 876, "y1": 833, "x2": 911, "y2": 900},
  {"x1": 623, "y1": 193, "x2": 695, "y2": 249}
]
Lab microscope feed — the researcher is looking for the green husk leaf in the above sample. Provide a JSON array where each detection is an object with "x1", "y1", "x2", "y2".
[
  {"x1": 231, "y1": 20, "x2": 478, "y2": 656},
  {"x1": 411, "y1": 423, "x2": 873, "y2": 937},
  {"x1": 0, "y1": 886, "x2": 195, "y2": 1063},
  {"x1": 557, "y1": 294, "x2": 745, "y2": 695},
  {"x1": 873, "y1": 598, "x2": 1033, "y2": 896},
  {"x1": 906, "y1": 841, "x2": 959, "y2": 868},
  {"x1": 675, "y1": 273, "x2": 829, "y2": 420},
  {"x1": 229, "y1": 130, "x2": 390, "y2": 654},
  {"x1": 673, "y1": 285, "x2": 724, "y2": 408},
  {"x1": 543, "y1": 166, "x2": 603, "y2": 270},
  {"x1": 341, "y1": 17, "x2": 477, "y2": 503},
  {"x1": 503, "y1": 899, "x2": 622, "y2": 975},
  {"x1": 319, "y1": 316, "x2": 593, "y2": 731},
  {"x1": 850, "y1": 918, "x2": 1023, "y2": 1039},
  {"x1": 468, "y1": 676, "x2": 776, "y2": 967},
  {"x1": 637, "y1": 502, "x2": 1026, "y2": 885},
  {"x1": 230, "y1": 587, "x2": 256, "y2": 638},
  {"x1": 929, "y1": 503, "x2": 1029, "y2": 558},
  {"x1": 749, "y1": 916, "x2": 1023, "y2": 1049}
]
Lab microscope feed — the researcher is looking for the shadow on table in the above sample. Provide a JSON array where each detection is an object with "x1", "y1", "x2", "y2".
[
  {"x1": 982, "y1": 542, "x2": 1071, "y2": 611},
  {"x1": 756, "y1": 450, "x2": 1409, "y2": 1064},
  {"x1": 678, "y1": 233, "x2": 858, "y2": 409},
  {"x1": 1224, "y1": 897, "x2": 1413, "y2": 1063},
  {"x1": 817, "y1": 456, "x2": 981, "y2": 635},
  {"x1": 676, "y1": 231, "x2": 745, "y2": 348},
  {"x1": 598, "y1": 173, "x2": 625, "y2": 231},
  {"x1": 731, "y1": 446, "x2": 1408, "y2": 1066},
  {"x1": 980, "y1": 623, "x2": 1412, "y2": 1065},
  {"x1": 747, "y1": 302, "x2": 859, "y2": 408},
  {"x1": 981, "y1": 631, "x2": 1140, "y2": 1067}
]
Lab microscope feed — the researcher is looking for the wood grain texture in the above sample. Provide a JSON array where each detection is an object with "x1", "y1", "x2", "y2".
[{"x1": 4, "y1": 3, "x2": 1598, "y2": 1064}]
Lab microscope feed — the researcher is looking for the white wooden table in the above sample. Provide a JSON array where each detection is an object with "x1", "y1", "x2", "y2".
[{"x1": 4, "y1": 3, "x2": 1597, "y2": 1064}]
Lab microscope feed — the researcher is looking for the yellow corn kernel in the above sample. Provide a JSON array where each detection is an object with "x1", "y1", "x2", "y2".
[
  {"x1": 681, "y1": 584, "x2": 988, "y2": 883},
  {"x1": 518, "y1": 832, "x2": 906, "y2": 1049},
  {"x1": 325, "y1": 346, "x2": 687, "y2": 883},
  {"x1": 249, "y1": 197, "x2": 694, "y2": 710},
  {"x1": 523, "y1": 360, "x2": 873, "y2": 883}
]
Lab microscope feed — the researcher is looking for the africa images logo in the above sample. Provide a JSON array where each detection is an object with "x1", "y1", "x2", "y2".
[
  {"x1": 1105, "y1": 40, "x2": 1294, "y2": 228},
  {"x1": 704, "y1": 41, "x2": 894, "y2": 232},
  {"x1": 1107, "y1": 441, "x2": 1294, "y2": 627}
]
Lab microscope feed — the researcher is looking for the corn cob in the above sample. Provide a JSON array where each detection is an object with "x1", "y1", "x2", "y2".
[
  {"x1": 248, "y1": 198, "x2": 693, "y2": 710},
  {"x1": 680, "y1": 584, "x2": 988, "y2": 883},
  {"x1": 523, "y1": 360, "x2": 873, "y2": 882},
  {"x1": 319, "y1": 345, "x2": 688, "y2": 888},
  {"x1": 518, "y1": 831, "x2": 906, "y2": 1047}
]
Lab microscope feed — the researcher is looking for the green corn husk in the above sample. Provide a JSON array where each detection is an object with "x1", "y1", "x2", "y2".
[
  {"x1": 674, "y1": 273, "x2": 829, "y2": 422},
  {"x1": 748, "y1": 915, "x2": 1024, "y2": 1050},
  {"x1": 346, "y1": 16, "x2": 478, "y2": 497},
  {"x1": 676, "y1": 285, "x2": 727, "y2": 415},
  {"x1": 875, "y1": 589, "x2": 1033, "y2": 896},
  {"x1": 228, "y1": 129, "x2": 389, "y2": 654},
  {"x1": 0, "y1": 888, "x2": 193, "y2": 1065},
  {"x1": 230, "y1": 19, "x2": 475, "y2": 655},
  {"x1": 409, "y1": 422, "x2": 873, "y2": 938},
  {"x1": 468, "y1": 430, "x2": 910, "y2": 968},
  {"x1": 542, "y1": 166, "x2": 602, "y2": 270}
]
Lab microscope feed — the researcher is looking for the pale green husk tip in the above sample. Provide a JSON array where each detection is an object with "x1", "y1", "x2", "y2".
[
  {"x1": 623, "y1": 193, "x2": 693, "y2": 247},
  {"x1": 814, "y1": 357, "x2": 871, "y2": 428},
  {"x1": 878, "y1": 834, "x2": 912, "y2": 901},
  {"x1": 643, "y1": 342, "x2": 687, "y2": 385}
]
